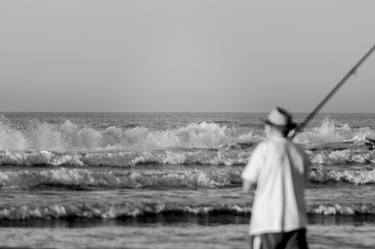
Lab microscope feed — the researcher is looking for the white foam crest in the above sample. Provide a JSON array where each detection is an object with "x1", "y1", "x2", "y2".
[
  {"x1": 139, "y1": 122, "x2": 234, "y2": 150},
  {"x1": 0, "y1": 120, "x2": 242, "y2": 152},
  {"x1": 127, "y1": 150, "x2": 251, "y2": 166},
  {"x1": 308, "y1": 203, "x2": 375, "y2": 215},
  {"x1": 0, "y1": 201, "x2": 373, "y2": 220},
  {"x1": 309, "y1": 168, "x2": 375, "y2": 185},
  {"x1": 1, "y1": 165, "x2": 373, "y2": 191},
  {"x1": 2, "y1": 147, "x2": 375, "y2": 167},
  {"x1": 0, "y1": 149, "x2": 253, "y2": 167},
  {"x1": 0, "y1": 168, "x2": 241, "y2": 189},
  {"x1": 293, "y1": 117, "x2": 375, "y2": 146},
  {"x1": 238, "y1": 130, "x2": 264, "y2": 143},
  {"x1": 98, "y1": 122, "x2": 235, "y2": 151},
  {"x1": 295, "y1": 117, "x2": 352, "y2": 144},
  {"x1": 0, "y1": 202, "x2": 253, "y2": 220},
  {"x1": 311, "y1": 150, "x2": 375, "y2": 165},
  {"x1": 0, "y1": 151, "x2": 84, "y2": 166},
  {"x1": 0, "y1": 119, "x2": 27, "y2": 151},
  {"x1": 0, "y1": 203, "x2": 137, "y2": 220}
]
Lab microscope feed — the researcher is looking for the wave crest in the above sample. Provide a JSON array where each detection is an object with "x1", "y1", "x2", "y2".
[
  {"x1": 309, "y1": 168, "x2": 375, "y2": 185},
  {"x1": 295, "y1": 117, "x2": 375, "y2": 145},
  {"x1": 0, "y1": 117, "x2": 375, "y2": 167},
  {"x1": 0, "y1": 201, "x2": 374, "y2": 220},
  {"x1": 0, "y1": 167, "x2": 374, "y2": 190},
  {"x1": 0, "y1": 119, "x2": 262, "y2": 152},
  {"x1": 0, "y1": 168, "x2": 241, "y2": 190}
]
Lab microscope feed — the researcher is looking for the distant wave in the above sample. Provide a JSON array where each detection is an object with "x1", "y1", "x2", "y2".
[
  {"x1": 294, "y1": 117, "x2": 375, "y2": 144},
  {"x1": 0, "y1": 167, "x2": 241, "y2": 190},
  {"x1": 309, "y1": 167, "x2": 375, "y2": 185},
  {"x1": 0, "y1": 118, "x2": 262, "y2": 152},
  {"x1": 0, "y1": 149, "x2": 252, "y2": 167},
  {"x1": 0, "y1": 117, "x2": 374, "y2": 167},
  {"x1": 0, "y1": 116, "x2": 374, "y2": 151},
  {"x1": 0, "y1": 167, "x2": 374, "y2": 190},
  {"x1": 0, "y1": 146, "x2": 374, "y2": 167}
]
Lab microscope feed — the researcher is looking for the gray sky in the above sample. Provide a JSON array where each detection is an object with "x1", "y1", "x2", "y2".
[{"x1": 0, "y1": 0, "x2": 374, "y2": 112}]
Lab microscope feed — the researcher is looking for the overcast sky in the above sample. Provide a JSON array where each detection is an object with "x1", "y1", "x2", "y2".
[{"x1": 0, "y1": 0, "x2": 374, "y2": 112}]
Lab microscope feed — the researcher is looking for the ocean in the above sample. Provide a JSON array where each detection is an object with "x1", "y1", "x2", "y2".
[{"x1": 0, "y1": 112, "x2": 374, "y2": 249}]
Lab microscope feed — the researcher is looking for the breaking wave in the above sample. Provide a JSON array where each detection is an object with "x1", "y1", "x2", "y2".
[
  {"x1": 2, "y1": 116, "x2": 375, "y2": 152},
  {"x1": 310, "y1": 149, "x2": 375, "y2": 164},
  {"x1": 0, "y1": 117, "x2": 374, "y2": 167},
  {"x1": 0, "y1": 118, "x2": 261, "y2": 152},
  {"x1": 1, "y1": 147, "x2": 375, "y2": 167},
  {"x1": 0, "y1": 167, "x2": 374, "y2": 190},
  {"x1": 294, "y1": 117, "x2": 375, "y2": 144},
  {"x1": 0, "y1": 168, "x2": 241, "y2": 190},
  {"x1": 0, "y1": 201, "x2": 373, "y2": 220},
  {"x1": 0, "y1": 149, "x2": 254, "y2": 167},
  {"x1": 309, "y1": 167, "x2": 375, "y2": 185},
  {"x1": 307, "y1": 203, "x2": 375, "y2": 215}
]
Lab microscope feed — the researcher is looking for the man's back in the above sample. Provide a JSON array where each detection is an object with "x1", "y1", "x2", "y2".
[{"x1": 242, "y1": 136, "x2": 310, "y2": 235}]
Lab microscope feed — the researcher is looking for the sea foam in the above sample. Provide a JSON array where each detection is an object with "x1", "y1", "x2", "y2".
[
  {"x1": 0, "y1": 119, "x2": 257, "y2": 152},
  {"x1": 0, "y1": 117, "x2": 374, "y2": 167},
  {"x1": 0, "y1": 167, "x2": 373, "y2": 190},
  {"x1": 2, "y1": 116, "x2": 373, "y2": 152},
  {"x1": 295, "y1": 117, "x2": 375, "y2": 145},
  {"x1": 0, "y1": 201, "x2": 373, "y2": 220},
  {"x1": 0, "y1": 167, "x2": 240, "y2": 190}
]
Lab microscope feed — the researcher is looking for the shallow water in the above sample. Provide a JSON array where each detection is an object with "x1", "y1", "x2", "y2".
[
  {"x1": 0, "y1": 224, "x2": 374, "y2": 249},
  {"x1": 0, "y1": 185, "x2": 374, "y2": 219}
]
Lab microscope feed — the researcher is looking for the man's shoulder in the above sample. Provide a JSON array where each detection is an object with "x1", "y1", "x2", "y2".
[
  {"x1": 254, "y1": 140, "x2": 270, "y2": 150},
  {"x1": 253, "y1": 138, "x2": 284, "y2": 154}
]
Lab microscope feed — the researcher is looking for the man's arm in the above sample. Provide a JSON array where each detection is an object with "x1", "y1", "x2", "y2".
[
  {"x1": 241, "y1": 144, "x2": 263, "y2": 194},
  {"x1": 242, "y1": 180, "x2": 257, "y2": 194}
]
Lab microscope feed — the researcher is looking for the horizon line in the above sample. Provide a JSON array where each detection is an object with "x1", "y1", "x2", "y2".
[{"x1": 1, "y1": 110, "x2": 375, "y2": 114}]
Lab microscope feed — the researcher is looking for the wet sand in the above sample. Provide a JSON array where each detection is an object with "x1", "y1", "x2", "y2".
[{"x1": 0, "y1": 224, "x2": 374, "y2": 249}]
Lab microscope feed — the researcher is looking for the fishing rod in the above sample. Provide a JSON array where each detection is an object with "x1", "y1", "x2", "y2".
[{"x1": 290, "y1": 44, "x2": 375, "y2": 139}]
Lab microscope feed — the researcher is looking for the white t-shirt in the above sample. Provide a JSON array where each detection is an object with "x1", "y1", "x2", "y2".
[{"x1": 241, "y1": 136, "x2": 310, "y2": 235}]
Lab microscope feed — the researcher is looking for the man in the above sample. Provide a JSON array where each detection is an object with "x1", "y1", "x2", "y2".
[{"x1": 242, "y1": 107, "x2": 310, "y2": 249}]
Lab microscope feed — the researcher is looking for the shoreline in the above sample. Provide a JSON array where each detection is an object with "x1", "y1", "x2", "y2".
[
  {"x1": 0, "y1": 224, "x2": 374, "y2": 249},
  {"x1": 0, "y1": 213, "x2": 374, "y2": 228}
]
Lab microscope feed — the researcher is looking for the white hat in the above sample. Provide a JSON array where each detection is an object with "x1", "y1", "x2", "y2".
[{"x1": 264, "y1": 107, "x2": 297, "y2": 129}]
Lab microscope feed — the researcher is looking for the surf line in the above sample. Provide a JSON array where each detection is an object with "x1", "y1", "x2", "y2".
[{"x1": 290, "y1": 43, "x2": 375, "y2": 139}]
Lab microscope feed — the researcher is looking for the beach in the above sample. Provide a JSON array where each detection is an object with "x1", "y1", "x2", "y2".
[{"x1": 1, "y1": 224, "x2": 374, "y2": 249}]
